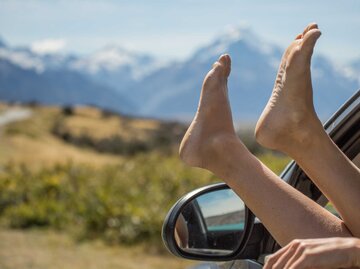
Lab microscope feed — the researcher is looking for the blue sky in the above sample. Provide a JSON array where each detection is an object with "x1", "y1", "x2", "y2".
[
  {"x1": 197, "y1": 189, "x2": 244, "y2": 218},
  {"x1": 0, "y1": 0, "x2": 359, "y2": 64}
]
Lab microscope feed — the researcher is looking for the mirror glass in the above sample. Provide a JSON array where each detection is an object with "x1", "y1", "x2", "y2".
[{"x1": 174, "y1": 188, "x2": 246, "y2": 256}]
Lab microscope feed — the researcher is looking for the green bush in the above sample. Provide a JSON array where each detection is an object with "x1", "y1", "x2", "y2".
[
  {"x1": 0, "y1": 151, "x2": 289, "y2": 247},
  {"x1": 0, "y1": 154, "x2": 216, "y2": 246}
]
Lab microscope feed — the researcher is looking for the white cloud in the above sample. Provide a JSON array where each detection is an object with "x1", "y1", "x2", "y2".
[{"x1": 31, "y1": 39, "x2": 66, "y2": 55}]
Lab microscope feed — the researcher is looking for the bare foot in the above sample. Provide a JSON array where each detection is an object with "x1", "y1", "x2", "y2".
[
  {"x1": 255, "y1": 23, "x2": 323, "y2": 153},
  {"x1": 179, "y1": 54, "x2": 239, "y2": 170}
]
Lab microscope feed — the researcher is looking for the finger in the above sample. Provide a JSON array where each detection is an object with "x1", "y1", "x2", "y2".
[
  {"x1": 272, "y1": 245, "x2": 300, "y2": 269},
  {"x1": 264, "y1": 244, "x2": 293, "y2": 269},
  {"x1": 289, "y1": 245, "x2": 350, "y2": 269},
  {"x1": 264, "y1": 238, "x2": 332, "y2": 269},
  {"x1": 289, "y1": 251, "x2": 319, "y2": 269},
  {"x1": 266, "y1": 239, "x2": 326, "y2": 269},
  {"x1": 284, "y1": 239, "x2": 341, "y2": 269},
  {"x1": 264, "y1": 240, "x2": 302, "y2": 269},
  {"x1": 283, "y1": 242, "x2": 310, "y2": 269}
]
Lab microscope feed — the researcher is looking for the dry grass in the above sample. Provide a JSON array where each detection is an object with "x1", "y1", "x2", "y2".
[
  {"x1": 0, "y1": 106, "x2": 122, "y2": 168},
  {"x1": 0, "y1": 134, "x2": 122, "y2": 168},
  {"x1": 0, "y1": 104, "x2": 187, "y2": 168},
  {"x1": 0, "y1": 229, "x2": 197, "y2": 269},
  {"x1": 65, "y1": 106, "x2": 162, "y2": 141}
]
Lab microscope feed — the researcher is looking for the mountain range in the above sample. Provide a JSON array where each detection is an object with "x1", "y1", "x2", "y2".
[{"x1": 0, "y1": 27, "x2": 359, "y2": 122}]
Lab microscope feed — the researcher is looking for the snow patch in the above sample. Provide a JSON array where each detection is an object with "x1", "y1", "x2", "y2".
[
  {"x1": 0, "y1": 48, "x2": 44, "y2": 73},
  {"x1": 31, "y1": 39, "x2": 67, "y2": 55}
]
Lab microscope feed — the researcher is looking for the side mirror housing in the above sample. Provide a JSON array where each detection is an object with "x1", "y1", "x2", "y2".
[{"x1": 162, "y1": 183, "x2": 256, "y2": 261}]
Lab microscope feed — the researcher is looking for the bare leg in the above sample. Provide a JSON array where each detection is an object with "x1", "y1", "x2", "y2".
[
  {"x1": 255, "y1": 23, "x2": 360, "y2": 237},
  {"x1": 180, "y1": 54, "x2": 351, "y2": 246}
]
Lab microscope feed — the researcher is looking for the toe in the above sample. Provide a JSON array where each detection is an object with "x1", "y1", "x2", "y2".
[
  {"x1": 295, "y1": 33, "x2": 303, "y2": 40},
  {"x1": 302, "y1": 23, "x2": 319, "y2": 36},
  {"x1": 217, "y1": 54, "x2": 231, "y2": 78},
  {"x1": 218, "y1": 54, "x2": 228, "y2": 67},
  {"x1": 301, "y1": 28, "x2": 321, "y2": 58}
]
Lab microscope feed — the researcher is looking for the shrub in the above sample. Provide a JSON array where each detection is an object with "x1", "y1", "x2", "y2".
[
  {"x1": 0, "y1": 154, "x2": 216, "y2": 246},
  {"x1": 62, "y1": 106, "x2": 74, "y2": 116},
  {"x1": 0, "y1": 151, "x2": 289, "y2": 247}
]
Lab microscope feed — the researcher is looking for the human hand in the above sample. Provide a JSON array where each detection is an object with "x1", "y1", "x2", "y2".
[{"x1": 264, "y1": 237, "x2": 360, "y2": 269}]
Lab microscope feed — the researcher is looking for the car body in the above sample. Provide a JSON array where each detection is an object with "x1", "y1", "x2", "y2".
[{"x1": 162, "y1": 89, "x2": 360, "y2": 269}]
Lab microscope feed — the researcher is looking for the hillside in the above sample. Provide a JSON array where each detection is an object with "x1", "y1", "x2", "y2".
[
  {"x1": 0, "y1": 102, "x2": 289, "y2": 171},
  {"x1": 0, "y1": 103, "x2": 289, "y2": 252},
  {"x1": 0, "y1": 103, "x2": 186, "y2": 168}
]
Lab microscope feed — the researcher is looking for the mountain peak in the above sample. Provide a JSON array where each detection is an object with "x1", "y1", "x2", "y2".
[
  {"x1": 92, "y1": 46, "x2": 137, "y2": 69},
  {"x1": 192, "y1": 25, "x2": 275, "y2": 62},
  {"x1": 100, "y1": 44, "x2": 131, "y2": 53},
  {"x1": 218, "y1": 25, "x2": 258, "y2": 44},
  {"x1": 68, "y1": 45, "x2": 161, "y2": 80},
  {"x1": 218, "y1": 25, "x2": 277, "y2": 56}
]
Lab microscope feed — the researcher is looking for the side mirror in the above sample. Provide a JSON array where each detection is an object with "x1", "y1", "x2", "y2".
[{"x1": 162, "y1": 183, "x2": 255, "y2": 261}]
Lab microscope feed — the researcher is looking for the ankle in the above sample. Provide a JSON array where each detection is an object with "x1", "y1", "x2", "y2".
[
  {"x1": 206, "y1": 133, "x2": 241, "y2": 154},
  {"x1": 205, "y1": 135, "x2": 249, "y2": 177},
  {"x1": 282, "y1": 117, "x2": 326, "y2": 157}
]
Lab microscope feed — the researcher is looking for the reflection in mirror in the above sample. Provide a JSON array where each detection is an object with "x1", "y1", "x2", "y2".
[{"x1": 174, "y1": 188, "x2": 246, "y2": 256}]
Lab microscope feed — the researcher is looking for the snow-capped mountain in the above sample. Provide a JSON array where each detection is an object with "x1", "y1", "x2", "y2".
[
  {"x1": 0, "y1": 39, "x2": 162, "y2": 91},
  {"x1": 0, "y1": 45, "x2": 47, "y2": 73},
  {"x1": 69, "y1": 45, "x2": 163, "y2": 92},
  {"x1": 127, "y1": 26, "x2": 282, "y2": 120},
  {"x1": 0, "y1": 28, "x2": 358, "y2": 121},
  {"x1": 0, "y1": 40, "x2": 75, "y2": 73},
  {"x1": 0, "y1": 38, "x2": 134, "y2": 113},
  {"x1": 130, "y1": 26, "x2": 358, "y2": 121},
  {"x1": 70, "y1": 45, "x2": 159, "y2": 79},
  {"x1": 193, "y1": 26, "x2": 280, "y2": 64}
]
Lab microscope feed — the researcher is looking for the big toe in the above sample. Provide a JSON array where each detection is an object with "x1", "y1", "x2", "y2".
[
  {"x1": 301, "y1": 28, "x2": 321, "y2": 58},
  {"x1": 214, "y1": 54, "x2": 231, "y2": 78},
  {"x1": 302, "y1": 23, "x2": 319, "y2": 36}
]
